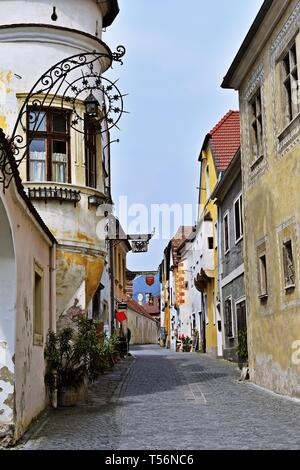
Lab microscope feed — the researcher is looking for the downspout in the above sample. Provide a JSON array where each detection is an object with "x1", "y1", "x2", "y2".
[
  {"x1": 217, "y1": 204, "x2": 224, "y2": 355},
  {"x1": 110, "y1": 240, "x2": 115, "y2": 335},
  {"x1": 49, "y1": 243, "x2": 57, "y2": 408},
  {"x1": 49, "y1": 244, "x2": 56, "y2": 332}
]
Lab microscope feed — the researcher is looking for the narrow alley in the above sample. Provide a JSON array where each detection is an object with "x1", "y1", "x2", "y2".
[{"x1": 21, "y1": 346, "x2": 300, "y2": 451}]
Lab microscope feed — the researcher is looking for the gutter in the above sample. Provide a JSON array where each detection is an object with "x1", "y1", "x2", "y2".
[
  {"x1": 221, "y1": 0, "x2": 273, "y2": 89},
  {"x1": 101, "y1": 0, "x2": 120, "y2": 28}
]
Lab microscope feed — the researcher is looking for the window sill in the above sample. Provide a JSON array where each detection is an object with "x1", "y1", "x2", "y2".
[
  {"x1": 284, "y1": 284, "x2": 296, "y2": 291},
  {"x1": 250, "y1": 154, "x2": 264, "y2": 171},
  {"x1": 258, "y1": 293, "x2": 268, "y2": 301},
  {"x1": 277, "y1": 111, "x2": 300, "y2": 143},
  {"x1": 235, "y1": 236, "x2": 243, "y2": 245},
  {"x1": 224, "y1": 249, "x2": 231, "y2": 256}
]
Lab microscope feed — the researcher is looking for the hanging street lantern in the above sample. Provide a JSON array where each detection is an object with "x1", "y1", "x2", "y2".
[{"x1": 84, "y1": 91, "x2": 100, "y2": 118}]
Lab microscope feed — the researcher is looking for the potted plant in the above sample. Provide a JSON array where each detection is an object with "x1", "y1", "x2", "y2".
[
  {"x1": 178, "y1": 334, "x2": 192, "y2": 352},
  {"x1": 44, "y1": 318, "x2": 108, "y2": 406},
  {"x1": 183, "y1": 336, "x2": 192, "y2": 352},
  {"x1": 237, "y1": 328, "x2": 248, "y2": 370}
]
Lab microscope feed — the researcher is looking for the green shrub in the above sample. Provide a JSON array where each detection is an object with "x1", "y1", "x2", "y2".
[{"x1": 237, "y1": 328, "x2": 248, "y2": 362}]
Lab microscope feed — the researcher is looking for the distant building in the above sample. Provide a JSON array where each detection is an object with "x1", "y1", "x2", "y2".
[
  {"x1": 194, "y1": 111, "x2": 240, "y2": 357},
  {"x1": 213, "y1": 149, "x2": 246, "y2": 362},
  {"x1": 126, "y1": 299, "x2": 159, "y2": 345}
]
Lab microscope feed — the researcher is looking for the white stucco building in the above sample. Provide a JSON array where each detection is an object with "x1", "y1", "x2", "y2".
[{"x1": 0, "y1": 0, "x2": 121, "y2": 332}]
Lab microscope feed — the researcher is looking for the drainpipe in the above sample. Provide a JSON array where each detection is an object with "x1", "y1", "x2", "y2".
[
  {"x1": 109, "y1": 239, "x2": 115, "y2": 335},
  {"x1": 49, "y1": 243, "x2": 57, "y2": 409},
  {"x1": 49, "y1": 244, "x2": 57, "y2": 332}
]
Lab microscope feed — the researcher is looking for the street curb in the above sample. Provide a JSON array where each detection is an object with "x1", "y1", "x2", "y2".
[{"x1": 111, "y1": 356, "x2": 136, "y2": 404}]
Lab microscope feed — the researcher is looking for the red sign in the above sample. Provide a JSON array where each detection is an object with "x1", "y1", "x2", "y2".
[
  {"x1": 115, "y1": 311, "x2": 127, "y2": 322},
  {"x1": 146, "y1": 276, "x2": 155, "y2": 286}
]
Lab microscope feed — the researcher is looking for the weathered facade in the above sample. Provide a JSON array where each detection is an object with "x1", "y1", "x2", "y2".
[
  {"x1": 213, "y1": 150, "x2": 246, "y2": 362},
  {"x1": 0, "y1": 132, "x2": 56, "y2": 445},
  {"x1": 195, "y1": 111, "x2": 240, "y2": 357},
  {"x1": 222, "y1": 0, "x2": 300, "y2": 397},
  {"x1": 0, "y1": 0, "x2": 120, "y2": 332},
  {"x1": 159, "y1": 227, "x2": 192, "y2": 349}
]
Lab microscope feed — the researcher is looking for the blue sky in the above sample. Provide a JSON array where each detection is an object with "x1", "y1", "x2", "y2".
[{"x1": 104, "y1": 0, "x2": 264, "y2": 272}]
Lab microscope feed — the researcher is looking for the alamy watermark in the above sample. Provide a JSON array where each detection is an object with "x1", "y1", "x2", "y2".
[{"x1": 96, "y1": 195, "x2": 199, "y2": 242}]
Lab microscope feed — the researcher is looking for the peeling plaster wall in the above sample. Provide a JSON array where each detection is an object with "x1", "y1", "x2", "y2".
[
  {"x1": 0, "y1": 181, "x2": 54, "y2": 443},
  {"x1": 239, "y1": 0, "x2": 300, "y2": 398},
  {"x1": 0, "y1": 197, "x2": 16, "y2": 437},
  {"x1": 30, "y1": 193, "x2": 106, "y2": 321}
]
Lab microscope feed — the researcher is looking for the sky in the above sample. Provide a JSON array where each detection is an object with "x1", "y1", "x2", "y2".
[{"x1": 103, "y1": 0, "x2": 264, "y2": 272}]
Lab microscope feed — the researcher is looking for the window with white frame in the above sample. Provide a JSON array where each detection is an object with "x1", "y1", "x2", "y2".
[
  {"x1": 223, "y1": 212, "x2": 230, "y2": 254},
  {"x1": 282, "y1": 239, "x2": 295, "y2": 289},
  {"x1": 249, "y1": 88, "x2": 263, "y2": 162},
  {"x1": 282, "y1": 42, "x2": 299, "y2": 126},
  {"x1": 234, "y1": 194, "x2": 243, "y2": 243}
]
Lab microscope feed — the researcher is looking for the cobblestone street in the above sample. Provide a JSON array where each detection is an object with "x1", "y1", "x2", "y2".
[{"x1": 20, "y1": 346, "x2": 300, "y2": 450}]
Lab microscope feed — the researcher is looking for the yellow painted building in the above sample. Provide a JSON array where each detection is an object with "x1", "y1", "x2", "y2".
[
  {"x1": 195, "y1": 111, "x2": 240, "y2": 357},
  {"x1": 222, "y1": 0, "x2": 300, "y2": 397}
]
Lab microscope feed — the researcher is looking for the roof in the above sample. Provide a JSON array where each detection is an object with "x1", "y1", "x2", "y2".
[
  {"x1": 101, "y1": 0, "x2": 120, "y2": 28},
  {"x1": 221, "y1": 0, "x2": 273, "y2": 89},
  {"x1": 211, "y1": 148, "x2": 241, "y2": 203},
  {"x1": 200, "y1": 110, "x2": 240, "y2": 173},
  {"x1": 127, "y1": 299, "x2": 157, "y2": 322},
  {"x1": 141, "y1": 296, "x2": 160, "y2": 316},
  {"x1": 171, "y1": 226, "x2": 193, "y2": 267}
]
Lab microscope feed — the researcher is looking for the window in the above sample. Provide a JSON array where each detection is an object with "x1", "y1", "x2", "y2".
[
  {"x1": 250, "y1": 88, "x2": 263, "y2": 161},
  {"x1": 282, "y1": 42, "x2": 299, "y2": 125},
  {"x1": 283, "y1": 239, "x2": 295, "y2": 289},
  {"x1": 85, "y1": 117, "x2": 97, "y2": 188},
  {"x1": 258, "y1": 254, "x2": 268, "y2": 298},
  {"x1": 224, "y1": 298, "x2": 233, "y2": 338},
  {"x1": 223, "y1": 212, "x2": 230, "y2": 254},
  {"x1": 33, "y1": 265, "x2": 43, "y2": 345},
  {"x1": 184, "y1": 281, "x2": 189, "y2": 290},
  {"x1": 28, "y1": 108, "x2": 70, "y2": 182},
  {"x1": 234, "y1": 194, "x2": 243, "y2": 243},
  {"x1": 208, "y1": 237, "x2": 214, "y2": 250}
]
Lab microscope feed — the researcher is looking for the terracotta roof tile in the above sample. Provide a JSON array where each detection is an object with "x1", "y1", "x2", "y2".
[
  {"x1": 209, "y1": 110, "x2": 240, "y2": 172},
  {"x1": 127, "y1": 299, "x2": 157, "y2": 322},
  {"x1": 141, "y1": 296, "x2": 160, "y2": 316},
  {"x1": 171, "y1": 226, "x2": 193, "y2": 266}
]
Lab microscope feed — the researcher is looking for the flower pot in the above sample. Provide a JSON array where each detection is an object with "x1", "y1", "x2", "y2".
[{"x1": 57, "y1": 377, "x2": 88, "y2": 407}]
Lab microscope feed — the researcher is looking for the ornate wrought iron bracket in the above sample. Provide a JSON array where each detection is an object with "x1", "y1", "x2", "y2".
[{"x1": 0, "y1": 46, "x2": 127, "y2": 190}]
